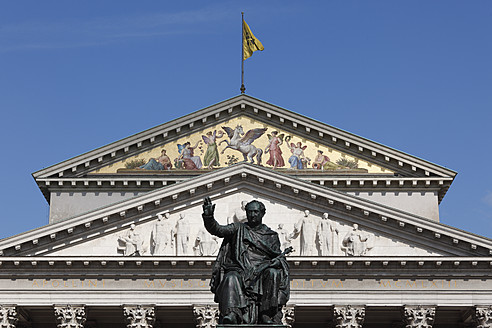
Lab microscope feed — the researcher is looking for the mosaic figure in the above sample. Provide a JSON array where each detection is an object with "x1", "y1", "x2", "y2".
[
  {"x1": 288, "y1": 142, "x2": 307, "y2": 170},
  {"x1": 139, "y1": 149, "x2": 172, "y2": 170},
  {"x1": 220, "y1": 125, "x2": 267, "y2": 164},
  {"x1": 177, "y1": 141, "x2": 203, "y2": 170},
  {"x1": 202, "y1": 130, "x2": 224, "y2": 169},
  {"x1": 265, "y1": 131, "x2": 285, "y2": 169}
]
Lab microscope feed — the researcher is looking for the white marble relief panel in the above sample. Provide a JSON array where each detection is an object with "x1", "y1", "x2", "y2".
[{"x1": 51, "y1": 191, "x2": 442, "y2": 256}]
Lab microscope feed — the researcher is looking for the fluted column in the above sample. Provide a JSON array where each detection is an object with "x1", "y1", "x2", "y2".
[
  {"x1": 53, "y1": 305, "x2": 86, "y2": 328},
  {"x1": 282, "y1": 305, "x2": 295, "y2": 328},
  {"x1": 0, "y1": 305, "x2": 18, "y2": 328},
  {"x1": 123, "y1": 305, "x2": 155, "y2": 328},
  {"x1": 333, "y1": 305, "x2": 365, "y2": 328},
  {"x1": 193, "y1": 305, "x2": 219, "y2": 328},
  {"x1": 402, "y1": 305, "x2": 435, "y2": 328},
  {"x1": 473, "y1": 306, "x2": 492, "y2": 328}
]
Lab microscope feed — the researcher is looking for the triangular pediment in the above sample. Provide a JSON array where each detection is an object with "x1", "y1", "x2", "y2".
[
  {"x1": 33, "y1": 95, "x2": 456, "y2": 179},
  {"x1": 6, "y1": 164, "x2": 488, "y2": 259}
]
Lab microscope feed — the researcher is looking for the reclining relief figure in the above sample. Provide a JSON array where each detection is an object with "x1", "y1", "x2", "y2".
[{"x1": 202, "y1": 197, "x2": 291, "y2": 324}]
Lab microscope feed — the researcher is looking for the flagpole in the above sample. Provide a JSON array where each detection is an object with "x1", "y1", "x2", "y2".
[{"x1": 240, "y1": 12, "x2": 245, "y2": 94}]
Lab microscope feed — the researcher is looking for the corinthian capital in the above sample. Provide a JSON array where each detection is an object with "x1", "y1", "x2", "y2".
[
  {"x1": 193, "y1": 304, "x2": 219, "y2": 328},
  {"x1": 402, "y1": 305, "x2": 435, "y2": 328},
  {"x1": 473, "y1": 306, "x2": 492, "y2": 328},
  {"x1": 54, "y1": 305, "x2": 86, "y2": 328},
  {"x1": 282, "y1": 305, "x2": 295, "y2": 328},
  {"x1": 333, "y1": 305, "x2": 365, "y2": 328},
  {"x1": 0, "y1": 305, "x2": 18, "y2": 328},
  {"x1": 123, "y1": 305, "x2": 155, "y2": 328}
]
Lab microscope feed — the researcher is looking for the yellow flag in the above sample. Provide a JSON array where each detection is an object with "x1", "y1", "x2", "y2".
[{"x1": 243, "y1": 19, "x2": 264, "y2": 60}]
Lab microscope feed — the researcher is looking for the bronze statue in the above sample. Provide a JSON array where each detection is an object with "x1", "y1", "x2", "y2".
[{"x1": 202, "y1": 197, "x2": 291, "y2": 324}]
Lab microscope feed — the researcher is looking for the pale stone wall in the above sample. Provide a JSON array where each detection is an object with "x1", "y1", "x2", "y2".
[
  {"x1": 347, "y1": 191, "x2": 440, "y2": 221},
  {"x1": 49, "y1": 191, "x2": 146, "y2": 224}
]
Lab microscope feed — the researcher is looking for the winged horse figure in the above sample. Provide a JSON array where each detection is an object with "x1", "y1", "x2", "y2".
[{"x1": 219, "y1": 125, "x2": 267, "y2": 164}]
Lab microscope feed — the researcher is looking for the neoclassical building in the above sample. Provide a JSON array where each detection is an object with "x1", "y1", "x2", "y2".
[{"x1": 0, "y1": 95, "x2": 491, "y2": 327}]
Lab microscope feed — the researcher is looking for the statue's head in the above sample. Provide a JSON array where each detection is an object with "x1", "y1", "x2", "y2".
[
  {"x1": 304, "y1": 210, "x2": 310, "y2": 217},
  {"x1": 322, "y1": 213, "x2": 329, "y2": 220},
  {"x1": 245, "y1": 200, "x2": 266, "y2": 227}
]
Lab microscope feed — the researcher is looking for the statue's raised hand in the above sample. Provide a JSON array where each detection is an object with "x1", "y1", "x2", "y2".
[{"x1": 202, "y1": 197, "x2": 216, "y2": 217}]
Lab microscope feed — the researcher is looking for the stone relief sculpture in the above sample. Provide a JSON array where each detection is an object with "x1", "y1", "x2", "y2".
[
  {"x1": 227, "y1": 200, "x2": 248, "y2": 224},
  {"x1": 334, "y1": 305, "x2": 365, "y2": 328},
  {"x1": 277, "y1": 224, "x2": 292, "y2": 252},
  {"x1": 123, "y1": 305, "x2": 155, "y2": 328},
  {"x1": 317, "y1": 213, "x2": 340, "y2": 256},
  {"x1": 341, "y1": 224, "x2": 373, "y2": 256},
  {"x1": 118, "y1": 224, "x2": 144, "y2": 256},
  {"x1": 151, "y1": 212, "x2": 175, "y2": 255},
  {"x1": 289, "y1": 210, "x2": 318, "y2": 256},
  {"x1": 175, "y1": 213, "x2": 190, "y2": 255},
  {"x1": 194, "y1": 228, "x2": 219, "y2": 256},
  {"x1": 202, "y1": 197, "x2": 291, "y2": 324},
  {"x1": 219, "y1": 125, "x2": 267, "y2": 164}
]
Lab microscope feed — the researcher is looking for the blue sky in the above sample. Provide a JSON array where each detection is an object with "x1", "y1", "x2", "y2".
[{"x1": 1, "y1": 1, "x2": 491, "y2": 240}]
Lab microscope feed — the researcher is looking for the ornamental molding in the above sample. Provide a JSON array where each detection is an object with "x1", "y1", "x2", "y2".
[
  {"x1": 1, "y1": 164, "x2": 490, "y2": 257},
  {"x1": 32, "y1": 95, "x2": 456, "y2": 181}
]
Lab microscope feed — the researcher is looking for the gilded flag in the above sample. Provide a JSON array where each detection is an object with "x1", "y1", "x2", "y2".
[{"x1": 243, "y1": 19, "x2": 264, "y2": 60}]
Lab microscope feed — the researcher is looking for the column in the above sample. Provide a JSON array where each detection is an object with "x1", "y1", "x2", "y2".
[
  {"x1": 0, "y1": 305, "x2": 18, "y2": 328},
  {"x1": 402, "y1": 305, "x2": 436, "y2": 328},
  {"x1": 123, "y1": 305, "x2": 156, "y2": 328},
  {"x1": 193, "y1": 304, "x2": 219, "y2": 328},
  {"x1": 282, "y1": 305, "x2": 295, "y2": 328},
  {"x1": 53, "y1": 305, "x2": 86, "y2": 328},
  {"x1": 473, "y1": 306, "x2": 492, "y2": 328},
  {"x1": 333, "y1": 305, "x2": 365, "y2": 328}
]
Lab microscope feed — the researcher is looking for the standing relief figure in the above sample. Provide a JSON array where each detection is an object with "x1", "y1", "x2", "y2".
[
  {"x1": 316, "y1": 213, "x2": 340, "y2": 256},
  {"x1": 175, "y1": 213, "x2": 191, "y2": 255},
  {"x1": 227, "y1": 200, "x2": 248, "y2": 224},
  {"x1": 341, "y1": 224, "x2": 373, "y2": 256},
  {"x1": 289, "y1": 210, "x2": 319, "y2": 256},
  {"x1": 151, "y1": 212, "x2": 175, "y2": 255}
]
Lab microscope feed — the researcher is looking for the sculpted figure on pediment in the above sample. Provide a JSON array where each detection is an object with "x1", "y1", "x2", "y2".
[
  {"x1": 317, "y1": 213, "x2": 340, "y2": 256},
  {"x1": 227, "y1": 200, "x2": 248, "y2": 224},
  {"x1": 341, "y1": 224, "x2": 373, "y2": 256},
  {"x1": 289, "y1": 210, "x2": 319, "y2": 256},
  {"x1": 151, "y1": 212, "x2": 175, "y2": 256},
  {"x1": 118, "y1": 224, "x2": 144, "y2": 256},
  {"x1": 277, "y1": 224, "x2": 292, "y2": 252},
  {"x1": 194, "y1": 228, "x2": 219, "y2": 256},
  {"x1": 175, "y1": 213, "x2": 191, "y2": 255}
]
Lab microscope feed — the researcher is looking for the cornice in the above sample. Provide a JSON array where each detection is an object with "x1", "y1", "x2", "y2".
[{"x1": 0, "y1": 257, "x2": 490, "y2": 279}]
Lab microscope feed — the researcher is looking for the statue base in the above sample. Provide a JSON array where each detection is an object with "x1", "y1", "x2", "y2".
[{"x1": 218, "y1": 326, "x2": 287, "y2": 328}]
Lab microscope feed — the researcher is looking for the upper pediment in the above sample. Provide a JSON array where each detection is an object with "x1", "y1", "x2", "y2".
[
  {"x1": 32, "y1": 95, "x2": 456, "y2": 180},
  {"x1": 8, "y1": 164, "x2": 489, "y2": 259}
]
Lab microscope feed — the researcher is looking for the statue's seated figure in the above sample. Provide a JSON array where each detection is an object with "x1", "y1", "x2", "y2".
[{"x1": 202, "y1": 197, "x2": 290, "y2": 324}]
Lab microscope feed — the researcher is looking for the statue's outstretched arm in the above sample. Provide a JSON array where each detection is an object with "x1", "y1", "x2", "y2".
[{"x1": 202, "y1": 197, "x2": 235, "y2": 238}]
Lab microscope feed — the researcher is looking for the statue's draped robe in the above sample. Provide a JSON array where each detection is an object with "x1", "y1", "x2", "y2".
[{"x1": 203, "y1": 216, "x2": 290, "y2": 324}]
